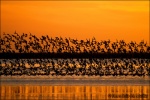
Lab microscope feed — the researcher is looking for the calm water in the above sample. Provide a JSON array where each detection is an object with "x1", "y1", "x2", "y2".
[
  {"x1": 0, "y1": 85, "x2": 150, "y2": 100},
  {"x1": 0, "y1": 77, "x2": 150, "y2": 100}
]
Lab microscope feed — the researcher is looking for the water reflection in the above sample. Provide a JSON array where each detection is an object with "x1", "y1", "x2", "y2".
[{"x1": 1, "y1": 85, "x2": 149, "y2": 100}]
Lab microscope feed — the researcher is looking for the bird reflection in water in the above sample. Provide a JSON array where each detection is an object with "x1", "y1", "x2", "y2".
[{"x1": 0, "y1": 85, "x2": 149, "y2": 100}]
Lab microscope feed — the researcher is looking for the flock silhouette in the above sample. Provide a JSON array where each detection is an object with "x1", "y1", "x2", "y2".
[
  {"x1": 0, "y1": 32, "x2": 150, "y2": 53},
  {"x1": 0, "y1": 58, "x2": 149, "y2": 76},
  {"x1": 0, "y1": 32, "x2": 149, "y2": 77}
]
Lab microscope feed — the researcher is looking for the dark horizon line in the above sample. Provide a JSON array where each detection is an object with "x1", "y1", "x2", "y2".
[{"x1": 0, "y1": 53, "x2": 150, "y2": 59}]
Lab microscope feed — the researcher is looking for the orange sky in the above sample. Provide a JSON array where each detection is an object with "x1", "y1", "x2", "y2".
[{"x1": 1, "y1": 1, "x2": 149, "y2": 44}]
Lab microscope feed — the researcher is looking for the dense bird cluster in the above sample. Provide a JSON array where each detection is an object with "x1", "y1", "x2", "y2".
[
  {"x1": 0, "y1": 59, "x2": 149, "y2": 76},
  {"x1": 0, "y1": 32, "x2": 150, "y2": 53},
  {"x1": 1, "y1": 33, "x2": 149, "y2": 77}
]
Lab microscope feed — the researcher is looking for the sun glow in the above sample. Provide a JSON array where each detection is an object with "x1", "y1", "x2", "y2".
[{"x1": 1, "y1": 1, "x2": 149, "y2": 43}]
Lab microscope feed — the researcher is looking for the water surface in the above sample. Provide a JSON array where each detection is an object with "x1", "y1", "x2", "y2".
[{"x1": 0, "y1": 77, "x2": 150, "y2": 100}]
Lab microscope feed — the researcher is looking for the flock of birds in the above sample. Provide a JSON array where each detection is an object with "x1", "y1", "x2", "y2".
[
  {"x1": 0, "y1": 32, "x2": 150, "y2": 53},
  {"x1": 0, "y1": 59, "x2": 149, "y2": 76},
  {"x1": 0, "y1": 32, "x2": 149, "y2": 77}
]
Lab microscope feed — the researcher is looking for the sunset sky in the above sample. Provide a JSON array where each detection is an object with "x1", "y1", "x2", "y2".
[{"x1": 1, "y1": 1, "x2": 149, "y2": 44}]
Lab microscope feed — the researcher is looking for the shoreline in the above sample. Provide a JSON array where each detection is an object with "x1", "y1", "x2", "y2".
[
  {"x1": 1, "y1": 75, "x2": 149, "y2": 86},
  {"x1": 0, "y1": 75, "x2": 149, "y2": 80}
]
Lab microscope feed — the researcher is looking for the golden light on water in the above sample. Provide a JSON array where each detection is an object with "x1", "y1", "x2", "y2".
[
  {"x1": 1, "y1": 1, "x2": 149, "y2": 100},
  {"x1": 1, "y1": 85, "x2": 149, "y2": 100}
]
